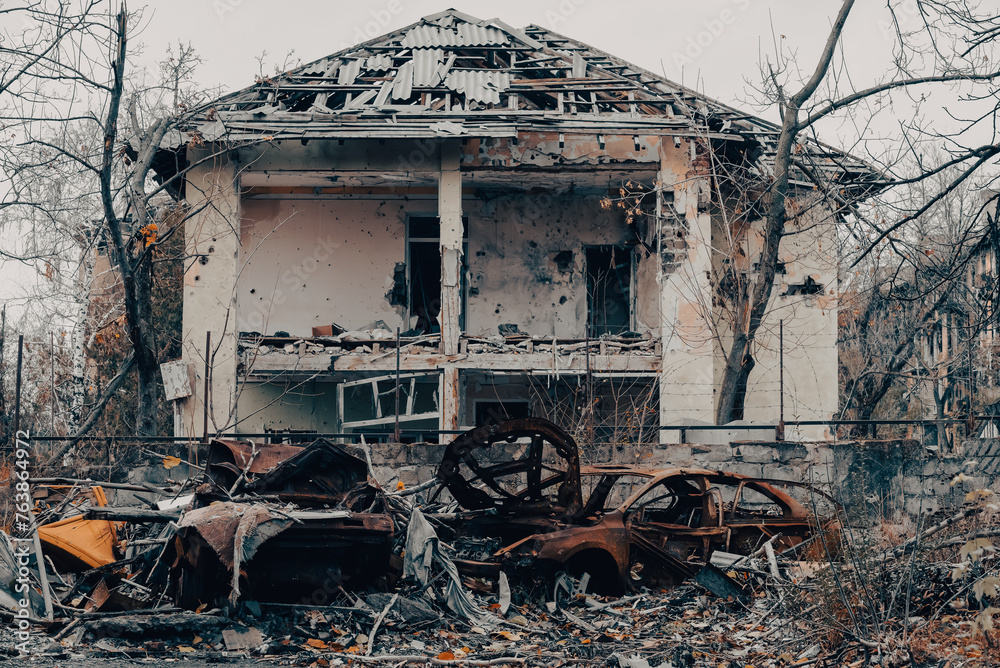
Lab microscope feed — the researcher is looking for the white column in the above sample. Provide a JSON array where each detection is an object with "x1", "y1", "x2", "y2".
[{"x1": 438, "y1": 139, "x2": 463, "y2": 356}]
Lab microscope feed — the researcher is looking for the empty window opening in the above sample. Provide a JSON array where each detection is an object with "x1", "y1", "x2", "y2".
[
  {"x1": 586, "y1": 246, "x2": 633, "y2": 337},
  {"x1": 474, "y1": 400, "x2": 531, "y2": 427},
  {"x1": 407, "y1": 215, "x2": 468, "y2": 334},
  {"x1": 409, "y1": 242, "x2": 441, "y2": 333},
  {"x1": 339, "y1": 372, "x2": 441, "y2": 444}
]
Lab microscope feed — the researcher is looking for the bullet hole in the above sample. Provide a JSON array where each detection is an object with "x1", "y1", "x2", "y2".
[
  {"x1": 250, "y1": 289, "x2": 256, "y2": 294},
  {"x1": 194, "y1": 275, "x2": 200, "y2": 281},
  {"x1": 551, "y1": 251, "x2": 574, "y2": 273},
  {"x1": 494, "y1": 309, "x2": 500, "y2": 314},
  {"x1": 528, "y1": 240, "x2": 538, "y2": 248},
  {"x1": 199, "y1": 256, "x2": 209, "y2": 265},
  {"x1": 208, "y1": 246, "x2": 215, "y2": 253},
  {"x1": 559, "y1": 295, "x2": 567, "y2": 304}
]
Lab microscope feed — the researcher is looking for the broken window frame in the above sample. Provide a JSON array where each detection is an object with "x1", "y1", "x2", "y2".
[
  {"x1": 338, "y1": 371, "x2": 441, "y2": 430},
  {"x1": 584, "y1": 244, "x2": 636, "y2": 338},
  {"x1": 459, "y1": 370, "x2": 659, "y2": 444},
  {"x1": 405, "y1": 213, "x2": 469, "y2": 333}
]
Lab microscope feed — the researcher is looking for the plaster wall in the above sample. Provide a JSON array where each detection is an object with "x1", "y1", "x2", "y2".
[
  {"x1": 179, "y1": 149, "x2": 241, "y2": 437},
  {"x1": 238, "y1": 198, "x2": 407, "y2": 336},
  {"x1": 711, "y1": 194, "x2": 840, "y2": 439},
  {"x1": 658, "y1": 139, "x2": 716, "y2": 434},
  {"x1": 464, "y1": 194, "x2": 659, "y2": 338},
  {"x1": 235, "y1": 381, "x2": 339, "y2": 434}
]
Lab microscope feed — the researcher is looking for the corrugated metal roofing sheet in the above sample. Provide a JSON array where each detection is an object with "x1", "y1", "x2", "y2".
[
  {"x1": 301, "y1": 58, "x2": 337, "y2": 77},
  {"x1": 365, "y1": 54, "x2": 392, "y2": 72},
  {"x1": 412, "y1": 49, "x2": 444, "y2": 87},
  {"x1": 444, "y1": 70, "x2": 510, "y2": 104},
  {"x1": 401, "y1": 24, "x2": 507, "y2": 48},
  {"x1": 337, "y1": 59, "x2": 361, "y2": 85},
  {"x1": 455, "y1": 23, "x2": 508, "y2": 45},
  {"x1": 392, "y1": 61, "x2": 414, "y2": 100}
]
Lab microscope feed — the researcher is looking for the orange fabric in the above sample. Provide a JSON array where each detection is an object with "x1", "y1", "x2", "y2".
[{"x1": 37, "y1": 515, "x2": 118, "y2": 568}]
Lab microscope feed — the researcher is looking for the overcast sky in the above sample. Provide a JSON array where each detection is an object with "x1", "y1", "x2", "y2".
[
  {"x1": 124, "y1": 1, "x2": 977, "y2": 162},
  {"x1": 130, "y1": 1, "x2": 897, "y2": 116}
]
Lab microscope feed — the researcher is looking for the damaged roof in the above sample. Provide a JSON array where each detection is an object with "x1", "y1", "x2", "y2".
[{"x1": 171, "y1": 8, "x2": 879, "y2": 186}]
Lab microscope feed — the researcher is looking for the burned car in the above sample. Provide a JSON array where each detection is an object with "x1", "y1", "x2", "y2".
[
  {"x1": 170, "y1": 438, "x2": 395, "y2": 609},
  {"x1": 433, "y1": 419, "x2": 839, "y2": 594}
]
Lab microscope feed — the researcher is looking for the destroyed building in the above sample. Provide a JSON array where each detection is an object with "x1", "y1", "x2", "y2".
[{"x1": 152, "y1": 9, "x2": 876, "y2": 443}]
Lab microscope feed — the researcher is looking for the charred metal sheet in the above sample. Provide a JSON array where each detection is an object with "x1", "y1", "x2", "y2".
[
  {"x1": 172, "y1": 501, "x2": 395, "y2": 608},
  {"x1": 207, "y1": 439, "x2": 303, "y2": 478},
  {"x1": 437, "y1": 417, "x2": 582, "y2": 514},
  {"x1": 694, "y1": 564, "x2": 749, "y2": 601},
  {"x1": 205, "y1": 438, "x2": 375, "y2": 507}
]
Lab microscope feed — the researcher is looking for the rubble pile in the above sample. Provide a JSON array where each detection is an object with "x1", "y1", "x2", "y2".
[{"x1": 3, "y1": 418, "x2": 999, "y2": 665}]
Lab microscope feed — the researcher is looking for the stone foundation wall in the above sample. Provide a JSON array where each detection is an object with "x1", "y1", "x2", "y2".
[
  {"x1": 114, "y1": 437, "x2": 997, "y2": 519},
  {"x1": 367, "y1": 438, "x2": 989, "y2": 518}
]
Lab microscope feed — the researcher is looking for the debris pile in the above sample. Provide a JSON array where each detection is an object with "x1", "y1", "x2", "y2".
[{"x1": 3, "y1": 418, "x2": 1000, "y2": 665}]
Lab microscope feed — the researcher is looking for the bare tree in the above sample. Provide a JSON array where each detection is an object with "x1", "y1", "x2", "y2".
[
  {"x1": 713, "y1": 0, "x2": 1000, "y2": 424},
  {"x1": 0, "y1": 4, "x2": 241, "y2": 461}
]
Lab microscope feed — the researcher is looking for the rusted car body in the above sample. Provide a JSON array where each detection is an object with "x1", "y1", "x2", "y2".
[
  {"x1": 171, "y1": 438, "x2": 395, "y2": 608},
  {"x1": 496, "y1": 465, "x2": 839, "y2": 593},
  {"x1": 435, "y1": 419, "x2": 839, "y2": 593}
]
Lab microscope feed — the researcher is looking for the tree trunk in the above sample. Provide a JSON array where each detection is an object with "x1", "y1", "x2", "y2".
[
  {"x1": 132, "y1": 241, "x2": 158, "y2": 437},
  {"x1": 715, "y1": 105, "x2": 794, "y2": 424},
  {"x1": 68, "y1": 240, "x2": 95, "y2": 431},
  {"x1": 716, "y1": 331, "x2": 754, "y2": 422},
  {"x1": 715, "y1": 0, "x2": 855, "y2": 425}
]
